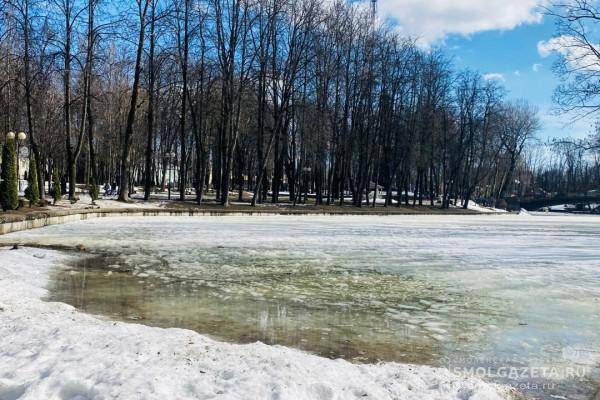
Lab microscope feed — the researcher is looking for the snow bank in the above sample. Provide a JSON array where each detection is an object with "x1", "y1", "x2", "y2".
[
  {"x1": 457, "y1": 201, "x2": 507, "y2": 214},
  {"x1": 0, "y1": 247, "x2": 514, "y2": 400}
]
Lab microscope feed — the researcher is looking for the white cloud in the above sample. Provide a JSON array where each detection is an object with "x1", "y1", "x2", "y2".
[
  {"x1": 514, "y1": 70, "x2": 522, "y2": 76},
  {"x1": 537, "y1": 37, "x2": 563, "y2": 57},
  {"x1": 375, "y1": 0, "x2": 546, "y2": 44},
  {"x1": 538, "y1": 35, "x2": 600, "y2": 70},
  {"x1": 532, "y1": 63, "x2": 542, "y2": 72},
  {"x1": 483, "y1": 73, "x2": 505, "y2": 82}
]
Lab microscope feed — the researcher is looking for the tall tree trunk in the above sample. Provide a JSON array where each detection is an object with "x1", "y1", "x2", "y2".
[
  {"x1": 86, "y1": 0, "x2": 97, "y2": 192},
  {"x1": 119, "y1": 0, "x2": 150, "y2": 201},
  {"x1": 22, "y1": 0, "x2": 44, "y2": 199},
  {"x1": 178, "y1": 0, "x2": 189, "y2": 201},
  {"x1": 144, "y1": 0, "x2": 156, "y2": 200}
]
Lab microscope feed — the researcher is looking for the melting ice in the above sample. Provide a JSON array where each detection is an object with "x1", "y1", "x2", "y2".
[{"x1": 3, "y1": 214, "x2": 600, "y2": 399}]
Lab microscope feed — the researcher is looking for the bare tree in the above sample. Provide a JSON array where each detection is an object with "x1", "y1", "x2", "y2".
[
  {"x1": 118, "y1": 0, "x2": 150, "y2": 201},
  {"x1": 547, "y1": 1, "x2": 600, "y2": 119},
  {"x1": 496, "y1": 101, "x2": 540, "y2": 198}
]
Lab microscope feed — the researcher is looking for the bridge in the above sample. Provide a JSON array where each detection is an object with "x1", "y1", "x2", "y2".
[{"x1": 507, "y1": 196, "x2": 600, "y2": 211}]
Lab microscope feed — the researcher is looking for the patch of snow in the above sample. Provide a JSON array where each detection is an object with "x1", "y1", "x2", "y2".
[
  {"x1": 455, "y1": 200, "x2": 507, "y2": 213},
  {"x1": 362, "y1": 197, "x2": 398, "y2": 205},
  {"x1": 0, "y1": 246, "x2": 513, "y2": 400},
  {"x1": 49, "y1": 193, "x2": 166, "y2": 210}
]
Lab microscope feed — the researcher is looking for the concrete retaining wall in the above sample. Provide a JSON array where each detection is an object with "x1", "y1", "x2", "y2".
[
  {"x1": 0, "y1": 207, "x2": 482, "y2": 236},
  {"x1": 0, "y1": 209, "x2": 286, "y2": 236}
]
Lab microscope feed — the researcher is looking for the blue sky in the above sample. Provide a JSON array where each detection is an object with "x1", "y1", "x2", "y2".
[
  {"x1": 374, "y1": 0, "x2": 596, "y2": 140},
  {"x1": 445, "y1": 19, "x2": 595, "y2": 140}
]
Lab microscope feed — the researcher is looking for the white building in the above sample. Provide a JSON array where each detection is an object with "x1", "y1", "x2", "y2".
[{"x1": 0, "y1": 144, "x2": 30, "y2": 193}]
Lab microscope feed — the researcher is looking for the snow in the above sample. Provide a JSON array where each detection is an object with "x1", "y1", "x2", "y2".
[
  {"x1": 357, "y1": 198, "x2": 503, "y2": 209},
  {"x1": 46, "y1": 190, "x2": 507, "y2": 214},
  {"x1": 456, "y1": 200, "x2": 507, "y2": 213},
  {"x1": 546, "y1": 203, "x2": 599, "y2": 212},
  {"x1": 50, "y1": 193, "x2": 167, "y2": 210},
  {"x1": 0, "y1": 246, "x2": 513, "y2": 400}
]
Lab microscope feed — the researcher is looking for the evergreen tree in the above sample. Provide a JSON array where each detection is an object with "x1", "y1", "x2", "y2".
[
  {"x1": 1, "y1": 139, "x2": 19, "y2": 211},
  {"x1": 25, "y1": 155, "x2": 40, "y2": 206},
  {"x1": 52, "y1": 168, "x2": 62, "y2": 204}
]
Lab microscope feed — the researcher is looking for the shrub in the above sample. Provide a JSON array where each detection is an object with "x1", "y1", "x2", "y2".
[
  {"x1": 52, "y1": 168, "x2": 62, "y2": 204},
  {"x1": 1, "y1": 139, "x2": 19, "y2": 211},
  {"x1": 25, "y1": 156, "x2": 40, "y2": 206}
]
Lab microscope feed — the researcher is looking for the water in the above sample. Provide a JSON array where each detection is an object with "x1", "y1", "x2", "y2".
[{"x1": 3, "y1": 215, "x2": 600, "y2": 399}]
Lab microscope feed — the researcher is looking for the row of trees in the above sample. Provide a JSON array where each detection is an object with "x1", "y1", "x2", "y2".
[{"x1": 0, "y1": 0, "x2": 549, "y2": 209}]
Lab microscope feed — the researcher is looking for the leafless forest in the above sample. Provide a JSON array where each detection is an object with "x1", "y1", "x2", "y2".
[{"x1": 1, "y1": 0, "x2": 599, "y2": 208}]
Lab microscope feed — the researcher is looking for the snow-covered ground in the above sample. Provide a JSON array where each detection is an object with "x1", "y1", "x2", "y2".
[
  {"x1": 0, "y1": 246, "x2": 514, "y2": 399},
  {"x1": 47, "y1": 189, "x2": 507, "y2": 213},
  {"x1": 50, "y1": 193, "x2": 167, "y2": 210},
  {"x1": 454, "y1": 200, "x2": 507, "y2": 213},
  {"x1": 547, "y1": 203, "x2": 599, "y2": 212}
]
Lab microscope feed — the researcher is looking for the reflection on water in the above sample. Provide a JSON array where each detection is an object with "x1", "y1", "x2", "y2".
[
  {"x1": 3, "y1": 215, "x2": 599, "y2": 399},
  {"x1": 48, "y1": 255, "x2": 449, "y2": 364}
]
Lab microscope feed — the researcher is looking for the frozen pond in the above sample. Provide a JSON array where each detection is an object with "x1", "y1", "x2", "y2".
[{"x1": 2, "y1": 214, "x2": 599, "y2": 399}]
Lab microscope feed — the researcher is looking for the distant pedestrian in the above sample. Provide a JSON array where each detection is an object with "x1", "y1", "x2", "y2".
[{"x1": 103, "y1": 183, "x2": 111, "y2": 197}]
